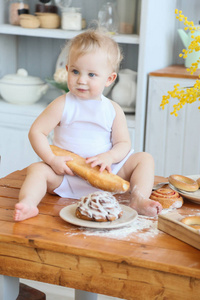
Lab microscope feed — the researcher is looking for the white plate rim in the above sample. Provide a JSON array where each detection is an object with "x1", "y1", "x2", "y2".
[{"x1": 59, "y1": 204, "x2": 138, "y2": 229}]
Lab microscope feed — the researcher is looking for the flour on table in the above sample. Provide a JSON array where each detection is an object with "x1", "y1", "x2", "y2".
[
  {"x1": 64, "y1": 206, "x2": 183, "y2": 240},
  {"x1": 65, "y1": 215, "x2": 159, "y2": 240},
  {"x1": 78, "y1": 216, "x2": 161, "y2": 241}
]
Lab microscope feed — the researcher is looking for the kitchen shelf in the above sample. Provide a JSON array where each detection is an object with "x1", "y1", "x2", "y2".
[{"x1": 0, "y1": 24, "x2": 139, "y2": 44}]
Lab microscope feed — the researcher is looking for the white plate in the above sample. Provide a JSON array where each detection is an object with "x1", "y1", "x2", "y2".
[
  {"x1": 59, "y1": 204, "x2": 138, "y2": 229},
  {"x1": 169, "y1": 175, "x2": 200, "y2": 204}
]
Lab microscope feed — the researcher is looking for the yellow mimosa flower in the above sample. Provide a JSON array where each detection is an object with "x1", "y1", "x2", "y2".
[{"x1": 161, "y1": 9, "x2": 200, "y2": 116}]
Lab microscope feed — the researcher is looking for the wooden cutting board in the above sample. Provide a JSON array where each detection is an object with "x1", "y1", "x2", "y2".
[{"x1": 158, "y1": 212, "x2": 200, "y2": 250}]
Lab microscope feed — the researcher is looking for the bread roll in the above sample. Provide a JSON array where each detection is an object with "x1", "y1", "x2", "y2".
[
  {"x1": 181, "y1": 216, "x2": 200, "y2": 230},
  {"x1": 168, "y1": 175, "x2": 199, "y2": 192},
  {"x1": 50, "y1": 145, "x2": 130, "y2": 193},
  {"x1": 197, "y1": 177, "x2": 200, "y2": 188}
]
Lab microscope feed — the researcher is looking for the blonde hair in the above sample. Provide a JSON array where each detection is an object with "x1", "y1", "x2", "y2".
[{"x1": 66, "y1": 29, "x2": 123, "y2": 72}]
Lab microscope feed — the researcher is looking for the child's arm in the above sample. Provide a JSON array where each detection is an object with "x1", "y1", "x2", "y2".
[
  {"x1": 86, "y1": 101, "x2": 131, "y2": 172},
  {"x1": 28, "y1": 94, "x2": 74, "y2": 176}
]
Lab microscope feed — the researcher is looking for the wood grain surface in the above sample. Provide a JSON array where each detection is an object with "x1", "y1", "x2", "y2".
[
  {"x1": 149, "y1": 64, "x2": 200, "y2": 79},
  {"x1": 0, "y1": 169, "x2": 200, "y2": 300},
  {"x1": 158, "y1": 212, "x2": 200, "y2": 250}
]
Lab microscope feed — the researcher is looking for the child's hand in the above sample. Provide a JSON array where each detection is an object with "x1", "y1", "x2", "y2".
[
  {"x1": 86, "y1": 153, "x2": 113, "y2": 173},
  {"x1": 49, "y1": 155, "x2": 74, "y2": 176}
]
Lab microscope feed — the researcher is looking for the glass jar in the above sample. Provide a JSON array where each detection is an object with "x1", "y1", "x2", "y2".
[
  {"x1": 9, "y1": 0, "x2": 29, "y2": 25},
  {"x1": 54, "y1": 0, "x2": 72, "y2": 11},
  {"x1": 61, "y1": 7, "x2": 82, "y2": 30},
  {"x1": 35, "y1": 0, "x2": 58, "y2": 14},
  {"x1": 117, "y1": 0, "x2": 137, "y2": 34},
  {"x1": 98, "y1": 1, "x2": 119, "y2": 34}
]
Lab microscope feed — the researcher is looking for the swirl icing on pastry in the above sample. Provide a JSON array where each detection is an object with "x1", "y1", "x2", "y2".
[
  {"x1": 150, "y1": 188, "x2": 183, "y2": 209},
  {"x1": 76, "y1": 191, "x2": 123, "y2": 222}
]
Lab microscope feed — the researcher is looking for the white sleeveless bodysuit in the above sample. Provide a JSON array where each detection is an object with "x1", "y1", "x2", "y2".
[{"x1": 53, "y1": 92, "x2": 134, "y2": 198}]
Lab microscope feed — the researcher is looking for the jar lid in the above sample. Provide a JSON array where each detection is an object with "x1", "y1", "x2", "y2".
[
  {"x1": 62, "y1": 7, "x2": 81, "y2": 13},
  {"x1": 1, "y1": 69, "x2": 44, "y2": 85}
]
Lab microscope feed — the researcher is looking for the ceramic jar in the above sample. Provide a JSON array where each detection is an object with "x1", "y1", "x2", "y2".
[{"x1": 178, "y1": 27, "x2": 200, "y2": 68}]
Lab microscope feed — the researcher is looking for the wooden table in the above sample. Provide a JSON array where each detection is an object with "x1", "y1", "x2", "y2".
[{"x1": 0, "y1": 169, "x2": 200, "y2": 300}]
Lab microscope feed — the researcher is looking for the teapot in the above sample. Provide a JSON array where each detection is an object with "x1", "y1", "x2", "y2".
[
  {"x1": 178, "y1": 27, "x2": 200, "y2": 68},
  {"x1": 111, "y1": 69, "x2": 137, "y2": 111}
]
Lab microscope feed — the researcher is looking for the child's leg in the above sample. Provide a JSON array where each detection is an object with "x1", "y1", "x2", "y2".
[
  {"x1": 117, "y1": 152, "x2": 162, "y2": 217},
  {"x1": 14, "y1": 162, "x2": 63, "y2": 221}
]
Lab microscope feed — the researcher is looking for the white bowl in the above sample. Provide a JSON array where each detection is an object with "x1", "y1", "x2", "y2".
[{"x1": 0, "y1": 69, "x2": 48, "y2": 105}]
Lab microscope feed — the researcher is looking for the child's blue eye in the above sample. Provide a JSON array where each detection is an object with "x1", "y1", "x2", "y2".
[
  {"x1": 73, "y1": 69, "x2": 79, "y2": 74},
  {"x1": 89, "y1": 73, "x2": 95, "y2": 77}
]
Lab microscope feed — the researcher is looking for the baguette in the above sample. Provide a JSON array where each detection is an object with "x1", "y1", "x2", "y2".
[{"x1": 50, "y1": 145, "x2": 130, "y2": 193}]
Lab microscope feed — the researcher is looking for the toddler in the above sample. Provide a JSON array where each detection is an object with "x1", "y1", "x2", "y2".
[{"x1": 14, "y1": 29, "x2": 162, "y2": 221}]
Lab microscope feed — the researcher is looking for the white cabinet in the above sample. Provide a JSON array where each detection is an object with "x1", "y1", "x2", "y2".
[
  {"x1": 0, "y1": 100, "x2": 47, "y2": 177},
  {"x1": 0, "y1": 0, "x2": 179, "y2": 177},
  {"x1": 145, "y1": 65, "x2": 200, "y2": 177}
]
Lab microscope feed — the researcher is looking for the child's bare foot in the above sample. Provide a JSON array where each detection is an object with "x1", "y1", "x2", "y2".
[
  {"x1": 14, "y1": 202, "x2": 39, "y2": 221},
  {"x1": 130, "y1": 197, "x2": 162, "y2": 217},
  {"x1": 130, "y1": 186, "x2": 162, "y2": 217}
]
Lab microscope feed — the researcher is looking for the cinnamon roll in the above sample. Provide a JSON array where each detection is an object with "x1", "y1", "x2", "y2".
[
  {"x1": 76, "y1": 191, "x2": 123, "y2": 222},
  {"x1": 150, "y1": 188, "x2": 183, "y2": 209}
]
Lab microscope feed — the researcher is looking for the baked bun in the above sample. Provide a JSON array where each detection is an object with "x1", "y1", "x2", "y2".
[
  {"x1": 181, "y1": 216, "x2": 200, "y2": 230},
  {"x1": 50, "y1": 145, "x2": 130, "y2": 193},
  {"x1": 76, "y1": 191, "x2": 123, "y2": 222},
  {"x1": 150, "y1": 188, "x2": 183, "y2": 209},
  {"x1": 168, "y1": 175, "x2": 199, "y2": 192},
  {"x1": 197, "y1": 177, "x2": 200, "y2": 188}
]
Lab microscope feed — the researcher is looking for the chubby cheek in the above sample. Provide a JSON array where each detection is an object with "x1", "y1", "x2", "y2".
[
  {"x1": 67, "y1": 76, "x2": 74, "y2": 91},
  {"x1": 91, "y1": 79, "x2": 104, "y2": 89}
]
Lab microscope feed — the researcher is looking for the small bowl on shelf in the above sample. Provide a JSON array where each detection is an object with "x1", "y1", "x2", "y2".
[
  {"x1": 19, "y1": 14, "x2": 40, "y2": 29},
  {"x1": 35, "y1": 13, "x2": 60, "y2": 29}
]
